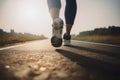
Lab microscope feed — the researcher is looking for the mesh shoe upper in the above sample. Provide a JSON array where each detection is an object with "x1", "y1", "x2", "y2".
[
  {"x1": 52, "y1": 18, "x2": 63, "y2": 38},
  {"x1": 51, "y1": 18, "x2": 63, "y2": 47}
]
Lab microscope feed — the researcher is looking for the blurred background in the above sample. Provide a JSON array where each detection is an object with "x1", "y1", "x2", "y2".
[{"x1": 0, "y1": 0, "x2": 120, "y2": 37}]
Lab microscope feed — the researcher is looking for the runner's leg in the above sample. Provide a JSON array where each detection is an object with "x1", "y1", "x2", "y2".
[
  {"x1": 65, "y1": 0, "x2": 77, "y2": 35},
  {"x1": 47, "y1": 0, "x2": 63, "y2": 47},
  {"x1": 47, "y1": 0, "x2": 61, "y2": 20},
  {"x1": 63, "y1": 0, "x2": 77, "y2": 45}
]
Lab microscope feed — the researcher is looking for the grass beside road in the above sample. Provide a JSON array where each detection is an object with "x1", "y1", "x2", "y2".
[
  {"x1": 72, "y1": 35, "x2": 120, "y2": 45},
  {"x1": 0, "y1": 35, "x2": 46, "y2": 47}
]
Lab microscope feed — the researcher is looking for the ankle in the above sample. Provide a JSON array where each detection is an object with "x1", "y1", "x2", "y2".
[
  {"x1": 65, "y1": 33, "x2": 70, "y2": 36},
  {"x1": 66, "y1": 24, "x2": 72, "y2": 36},
  {"x1": 63, "y1": 33, "x2": 71, "y2": 40}
]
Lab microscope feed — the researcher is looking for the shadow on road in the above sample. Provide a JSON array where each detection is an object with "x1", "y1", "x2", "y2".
[
  {"x1": 64, "y1": 45, "x2": 120, "y2": 59},
  {"x1": 56, "y1": 46, "x2": 120, "y2": 80}
]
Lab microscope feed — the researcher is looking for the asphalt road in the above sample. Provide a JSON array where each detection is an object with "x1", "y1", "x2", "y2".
[{"x1": 0, "y1": 39, "x2": 120, "y2": 80}]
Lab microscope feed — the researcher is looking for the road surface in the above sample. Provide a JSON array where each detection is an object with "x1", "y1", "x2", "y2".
[{"x1": 0, "y1": 39, "x2": 120, "y2": 80}]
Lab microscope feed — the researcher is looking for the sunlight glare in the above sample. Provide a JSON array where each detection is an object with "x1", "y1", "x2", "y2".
[
  {"x1": 19, "y1": 3, "x2": 41, "y2": 21},
  {"x1": 15, "y1": 0, "x2": 51, "y2": 36},
  {"x1": 25, "y1": 7, "x2": 38, "y2": 19}
]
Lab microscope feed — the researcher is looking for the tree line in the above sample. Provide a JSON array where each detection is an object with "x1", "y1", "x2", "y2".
[
  {"x1": 77, "y1": 25, "x2": 120, "y2": 37},
  {"x1": 0, "y1": 28, "x2": 46, "y2": 46},
  {"x1": 0, "y1": 28, "x2": 45, "y2": 38}
]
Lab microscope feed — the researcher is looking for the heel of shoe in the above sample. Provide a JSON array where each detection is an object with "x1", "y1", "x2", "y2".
[{"x1": 51, "y1": 36, "x2": 62, "y2": 47}]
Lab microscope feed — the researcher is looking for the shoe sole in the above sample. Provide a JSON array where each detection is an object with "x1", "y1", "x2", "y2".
[
  {"x1": 51, "y1": 36, "x2": 62, "y2": 47},
  {"x1": 51, "y1": 18, "x2": 63, "y2": 47}
]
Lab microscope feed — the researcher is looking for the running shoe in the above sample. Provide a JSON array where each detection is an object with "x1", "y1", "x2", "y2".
[
  {"x1": 63, "y1": 33, "x2": 71, "y2": 46},
  {"x1": 51, "y1": 18, "x2": 63, "y2": 47}
]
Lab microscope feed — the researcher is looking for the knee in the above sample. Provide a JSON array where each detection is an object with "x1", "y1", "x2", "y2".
[{"x1": 47, "y1": 0, "x2": 61, "y2": 9}]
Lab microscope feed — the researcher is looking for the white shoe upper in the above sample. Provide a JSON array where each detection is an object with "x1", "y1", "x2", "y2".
[
  {"x1": 52, "y1": 18, "x2": 63, "y2": 38},
  {"x1": 64, "y1": 39, "x2": 71, "y2": 46}
]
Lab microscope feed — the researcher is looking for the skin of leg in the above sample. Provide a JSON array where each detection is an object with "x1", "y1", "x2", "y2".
[
  {"x1": 49, "y1": 8, "x2": 60, "y2": 20},
  {"x1": 65, "y1": 24, "x2": 72, "y2": 35},
  {"x1": 47, "y1": 0, "x2": 61, "y2": 20}
]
